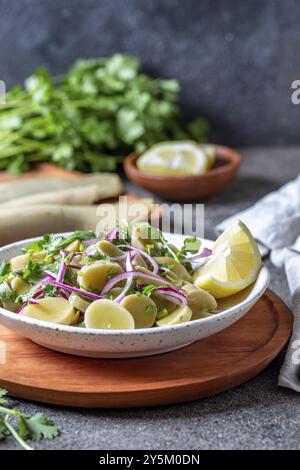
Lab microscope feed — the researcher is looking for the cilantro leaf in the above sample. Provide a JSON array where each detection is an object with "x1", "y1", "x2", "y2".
[
  {"x1": 0, "y1": 289, "x2": 17, "y2": 304},
  {"x1": 142, "y1": 284, "x2": 158, "y2": 296},
  {"x1": 20, "y1": 413, "x2": 60, "y2": 441},
  {"x1": 24, "y1": 239, "x2": 44, "y2": 254},
  {"x1": 145, "y1": 304, "x2": 157, "y2": 314},
  {"x1": 0, "y1": 261, "x2": 10, "y2": 278},
  {"x1": 177, "y1": 236, "x2": 202, "y2": 262},
  {"x1": 0, "y1": 260, "x2": 11, "y2": 284},
  {"x1": 182, "y1": 236, "x2": 201, "y2": 254},
  {"x1": 0, "y1": 388, "x2": 60, "y2": 449},
  {"x1": 0, "y1": 418, "x2": 10, "y2": 440},
  {"x1": 21, "y1": 259, "x2": 44, "y2": 285},
  {"x1": 37, "y1": 231, "x2": 95, "y2": 254},
  {"x1": 0, "y1": 389, "x2": 8, "y2": 405}
]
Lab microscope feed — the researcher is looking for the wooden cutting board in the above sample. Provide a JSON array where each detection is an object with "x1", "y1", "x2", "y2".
[{"x1": 0, "y1": 289, "x2": 292, "y2": 408}]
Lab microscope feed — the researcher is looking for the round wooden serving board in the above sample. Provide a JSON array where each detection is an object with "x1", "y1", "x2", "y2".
[{"x1": 0, "y1": 289, "x2": 292, "y2": 408}]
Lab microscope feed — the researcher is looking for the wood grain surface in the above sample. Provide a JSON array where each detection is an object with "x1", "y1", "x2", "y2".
[{"x1": 0, "y1": 289, "x2": 292, "y2": 408}]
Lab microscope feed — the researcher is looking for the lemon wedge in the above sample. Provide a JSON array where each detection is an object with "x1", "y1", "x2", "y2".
[
  {"x1": 193, "y1": 221, "x2": 261, "y2": 298},
  {"x1": 137, "y1": 141, "x2": 215, "y2": 177}
]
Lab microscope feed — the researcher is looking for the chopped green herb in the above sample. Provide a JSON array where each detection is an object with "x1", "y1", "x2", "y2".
[
  {"x1": 0, "y1": 389, "x2": 8, "y2": 405},
  {"x1": 0, "y1": 260, "x2": 11, "y2": 284},
  {"x1": 156, "y1": 308, "x2": 169, "y2": 320},
  {"x1": 0, "y1": 388, "x2": 60, "y2": 450},
  {"x1": 180, "y1": 236, "x2": 201, "y2": 257},
  {"x1": 21, "y1": 259, "x2": 44, "y2": 285},
  {"x1": 142, "y1": 284, "x2": 158, "y2": 296},
  {"x1": 145, "y1": 304, "x2": 157, "y2": 314},
  {"x1": 146, "y1": 244, "x2": 155, "y2": 255},
  {"x1": 24, "y1": 239, "x2": 44, "y2": 254},
  {"x1": 42, "y1": 284, "x2": 57, "y2": 298},
  {"x1": 0, "y1": 289, "x2": 17, "y2": 304}
]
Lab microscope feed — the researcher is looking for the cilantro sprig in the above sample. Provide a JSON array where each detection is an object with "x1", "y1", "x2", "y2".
[
  {"x1": 0, "y1": 54, "x2": 208, "y2": 174},
  {"x1": 0, "y1": 388, "x2": 60, "y2": 450},
  {"x1": 25, "y1": 230, "x2": 96, "y2": 255},
  {"x1": 0, "y1": 260, "x2": 11, "y2": 284}
]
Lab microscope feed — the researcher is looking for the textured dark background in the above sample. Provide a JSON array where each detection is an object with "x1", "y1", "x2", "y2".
[{"x1": 0, "y1": 0, "x2": 299, "y2": 146}]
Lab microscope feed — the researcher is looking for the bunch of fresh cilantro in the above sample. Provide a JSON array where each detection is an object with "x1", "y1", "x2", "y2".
[
  {"x1": 0, "y1": 389, "x2": 59, "y2": 450},
  {"x1": 0, "y1": 53, "x2": 208, "y2": 174}
]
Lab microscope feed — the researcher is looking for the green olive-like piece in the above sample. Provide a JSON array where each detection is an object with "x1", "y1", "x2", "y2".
[
  {"x1": 107, "y1": 287, "x2": 123, "y2": 299},
  {"x1": 78, "y1": 261, "x2": 123, "y2": 291},
  {"x1": 97, "y1": 240, "x2": 124, "y2": 258},
  {"x1": 182, "y1": 283, "x2": 217, "y2": 315},
  {"x1": 156, "y1": 305, "x2": 192, "y2": 326},
  {"x1": 69, "y1": 293, "x2": 90, "y2": 312},
  {"x1": 120, "y1": 294, "x2": 157, "y2": 328},
  {"x1": 154, "y1": 256, "x2": 193, "y2": 283}
]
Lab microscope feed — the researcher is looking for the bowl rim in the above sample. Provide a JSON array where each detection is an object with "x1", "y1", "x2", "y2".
[
  {"x1": 0, "y1": 232, "x2": 269, "y2": 336},
  {"x1": 124, "y1": 144, "x2": 241, "y2": 182}
]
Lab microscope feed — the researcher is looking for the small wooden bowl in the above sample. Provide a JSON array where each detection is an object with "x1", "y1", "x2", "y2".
[{"x1": 124, "y1": 145, "x2": 241, "y2": 201}]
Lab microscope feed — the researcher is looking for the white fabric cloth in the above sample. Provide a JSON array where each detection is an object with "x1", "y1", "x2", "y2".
[{"x1": 215, "y1": 175, "x2": 300, "y2": 392}]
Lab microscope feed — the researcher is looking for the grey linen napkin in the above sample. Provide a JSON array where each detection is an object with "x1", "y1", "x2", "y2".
[{"x1": 215, "y1": 175, "x2": 300, "y2": 392}]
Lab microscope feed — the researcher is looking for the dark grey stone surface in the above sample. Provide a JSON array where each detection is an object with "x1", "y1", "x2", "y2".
[
  {"x1": 1, "y1": 0, "x2": 300, "y2": 145},
  {"x1": 0, "y1": 146, "x2": 299, "y2": 450}
]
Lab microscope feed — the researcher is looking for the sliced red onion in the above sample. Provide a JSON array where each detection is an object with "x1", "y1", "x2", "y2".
[
  {"x1": 117, "y1": 245, "x2": 159, "y2": 274},
  {"x1": 68, "y1": 264, "x2": 80, "y2": 270},
  {"x1": 32, "y1": 289, "x2": 45, "y2": 299},
  {"x1": 48, "y1": 279, "x2": 104, "y2": 300},
  {"x1": 114, "y1": 252, "x2": 134, "y2": 303},
  {"x1": 83, "y1": 238, "x2": 100, "y2": 246},
  {"x1": 86, "y1": 244, "x2": 99, "y2": 256},
  {"x1": 154, "y1": 287, "x2": 188, "y2": 306},
  {"x1": 105, "y1": 228, "x2": 119, "y2": 242},
  {"x1": 16, "y1": 303, "x2": 26, "y2": 314},
  {"x1": 126, "y1": 251, "x2": 133, "y2": 272},
  {"x1": 159, "y1": 266, "x2": 169, "y2": 273},
  {"x1": 101, "y1": 270, "x2": 174, "y2": 295},
  {"x1": 56, "y1": 249, "x2": 68, "y2": 283},
  {"x1": 60, "y1": 290, "x2": 70, "y2": 300},
  {"x1": 16, "y1": 288, "x2": 45, "y2": 313},
  {"x1": 182, "y1": 247, "x2": 212, "y2": 263},
  {"x1": 44, "y1": 270, "x2": 56, "y2": 280}
]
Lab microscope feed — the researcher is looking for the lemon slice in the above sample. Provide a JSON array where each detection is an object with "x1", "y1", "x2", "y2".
[
  {"x1": 202, "y1": 145, "x2": 215, "y2": 169},
  {"x1": 193, "y1": 221, "x2": 261, "y2": 298},
  {"x1": 137, "y1": 141, "x2": 213, "y2": 176}
]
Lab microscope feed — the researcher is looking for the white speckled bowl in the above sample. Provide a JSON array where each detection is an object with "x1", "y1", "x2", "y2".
[{"x1": 0, "y1": 233, "x2": 269, "y2": 358}]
